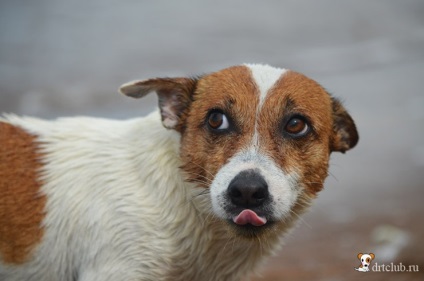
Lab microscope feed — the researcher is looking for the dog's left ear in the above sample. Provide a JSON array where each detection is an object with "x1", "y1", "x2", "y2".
[
  {"x1": 119, "y1": 77, "x2": 197, "y2": 132},
  {"x1": 369, "y1": 253, "x2": 375, "y2": 260},
  {"x1": 330, "y1": 97, "x2": 359, "y2": 153}
]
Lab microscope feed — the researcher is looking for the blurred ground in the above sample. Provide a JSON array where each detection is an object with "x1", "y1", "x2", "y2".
[{"x1": 1, "y1": 1, "x2": 423, "y2": 280}]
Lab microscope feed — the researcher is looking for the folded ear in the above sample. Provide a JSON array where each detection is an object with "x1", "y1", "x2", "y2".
[
  {"x1": 119, "y1": 77, "x2": 197, "y2": 131},
  {"x1": 330, "y1": 98, "x2": 359, "y2": 153}
]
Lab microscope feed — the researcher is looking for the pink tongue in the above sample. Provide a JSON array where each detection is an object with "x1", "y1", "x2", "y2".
[{"x1": 233, "y1": 209, "x2": 267, "y2": 226}]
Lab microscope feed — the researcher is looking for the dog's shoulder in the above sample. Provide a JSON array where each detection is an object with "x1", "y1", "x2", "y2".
[{"x1": 0, "y1": 116, "x2": 47, "y2": 264}]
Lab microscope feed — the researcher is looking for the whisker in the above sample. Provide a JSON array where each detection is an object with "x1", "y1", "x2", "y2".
[
  {"x1": 328, "y1": 170, "x2": 339, "y2": 182},
  {"x1": 303, "y1": 181, "x2": 325, "y2": 185},
  {"x1": 176, "y1": 186, "x2": 210, "y2": 211},
  {"x1": 290, "y1": 209, "x2": 312, "y2": 229},
  {"x1": 256, "y1": 235, "x2": 264, "y2": 257},
  {"x1": 203, "y1": 209, "x2": 217, "y2": 227},
  {"x1": 221, "y1": 236, "x2": 235, "y2": 256},
  {"x1": 184, "y1": 160, "x2": 215, "y2": 179},
  {"x1": 192, "y1": 189, "x2": 210, "y2": 199},
  {"x1": 183, "y1": 171, "x2": 213, "y2": 184},
  {"x1": 297, "y1": 197, "x2": 312, "y2": 207},
  {"x1": 187, "y1": 178, "x2": 212, "y2": 186}
]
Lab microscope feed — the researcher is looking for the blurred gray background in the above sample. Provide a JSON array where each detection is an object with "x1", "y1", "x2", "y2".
[{"x1": 1, "y1": 1, "x2": 423, "y2": 280}]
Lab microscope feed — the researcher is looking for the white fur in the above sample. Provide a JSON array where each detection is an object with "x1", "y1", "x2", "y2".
[
  {"x1": 0, "y1": 111, "x2": 280, "y2": 281},
  {"x1": 210, "y1": 148, "x2": 300, "y2": 222},
  {"x1": 244, "y1": 64, "x2": 287, "y2": 147},
  {"x1": 244, "y1": 63, "x2": 287, "y2": 109}
]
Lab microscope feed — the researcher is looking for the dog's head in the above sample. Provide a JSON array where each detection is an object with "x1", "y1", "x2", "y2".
[
  {"x1": 357, "y1": 253, "x2": 375, "y2": 268},
  {"x1": 120, "y1": 64, "x2": 358, "y2": 238}
]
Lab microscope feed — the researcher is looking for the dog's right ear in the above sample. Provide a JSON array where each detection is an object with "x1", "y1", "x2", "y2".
[
  {"x1": 357, "y1": 253, "x2": 363, "y2": 260},
  {"x1": 119, "y1": 77, "x2": 197, "y2": 132}
]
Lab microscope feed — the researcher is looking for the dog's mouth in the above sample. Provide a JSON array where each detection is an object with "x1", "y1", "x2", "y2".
[
  {"x1": 232, "y1": 209, "x2": 267, "y2": 226},
  {"x1": 228, "y1": 209, "x2": 275, "y2": 237}
]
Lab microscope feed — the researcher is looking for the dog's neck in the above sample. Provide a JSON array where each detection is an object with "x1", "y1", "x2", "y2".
[{"x1": 162, "y1": 189, "x2": 278, "y2": 281}]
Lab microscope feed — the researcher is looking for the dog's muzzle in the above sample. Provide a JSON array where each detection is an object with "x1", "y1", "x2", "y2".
[{"x1": 227, "y1": 170, "x2": 269, "y2": 226}]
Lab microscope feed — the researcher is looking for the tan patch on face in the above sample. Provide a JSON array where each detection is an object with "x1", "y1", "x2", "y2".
[
  {"x1": 0, "y1": 122, "x2": 46, "y2": 264},
  {"x1": 257, "y1": 71, "x2": 333, "y2": 195},
  {"x1": 180, "y1": 66, "x2": 259, "y2": 185},
  {"x1": 180, "y1": 67, "x2": 334, "y2": 197}
]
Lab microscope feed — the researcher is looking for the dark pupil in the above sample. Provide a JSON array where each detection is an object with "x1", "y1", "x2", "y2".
[
  {"x1": 209, "y1": 112, "x2": 223, "y2": 129},
  {"x1": 286, "y1": 118, "x2": 304, "y2": 133}
]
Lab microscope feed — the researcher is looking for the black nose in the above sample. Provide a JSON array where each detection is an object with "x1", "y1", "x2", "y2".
[{"x1": 228, "y1": 170, "x2": 269, "y2": 208}]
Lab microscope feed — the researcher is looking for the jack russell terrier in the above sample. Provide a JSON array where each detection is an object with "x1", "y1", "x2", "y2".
[
  {"x1": 355, "y1": 253, "x2": 375, "y2": 272},
  {"x1": 0, "y1": 64, "x2": 358, "y2": 281}
]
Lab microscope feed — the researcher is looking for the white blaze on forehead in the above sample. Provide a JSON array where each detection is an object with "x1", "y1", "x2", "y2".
[
  {"x1": 244, "y1": 64, "x2": 288, "y2": 147},
  {"x1": 244, "y1": 64, "x2": 288, "y2": 108}
]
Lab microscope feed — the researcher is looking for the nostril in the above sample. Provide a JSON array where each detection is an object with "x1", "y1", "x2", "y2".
[
  {"x1": 229, "y1": 188, "x2": 242, "y2": 199},
  {"x1": 252, "y1": 190, "x2": 266, "y2": 200}
]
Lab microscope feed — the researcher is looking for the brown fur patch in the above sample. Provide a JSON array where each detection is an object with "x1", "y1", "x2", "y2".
[
  {"x1": 259, "y1": 71, "x2": 334, "y2": 195},
  {"x1": 180, "y1": 66, "x2": 259, "y2": 185},
  {"x1": 0, "y1": 122, "x2": 46, "y2": 264}
]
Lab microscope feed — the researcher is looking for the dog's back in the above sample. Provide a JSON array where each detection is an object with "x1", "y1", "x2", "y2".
[{"x1": 0, "y1": 112, "x2": 190, "y2": 280}]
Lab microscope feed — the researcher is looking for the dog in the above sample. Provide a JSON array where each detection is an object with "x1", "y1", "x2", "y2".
[
  {"x1": 355, "y1": 253, "x2": 375, "y2": 272},
  {"x1": 0, "y1": 64, "x2": 358, "y2": 281}
]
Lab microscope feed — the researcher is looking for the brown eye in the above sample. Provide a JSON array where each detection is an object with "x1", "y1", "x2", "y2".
[
  {"x1": 208, "y1": 111, "x2": 229, "y2": 130},
  {"x1": 284, "y1": 116, "x2": 309, "y2": 136}
]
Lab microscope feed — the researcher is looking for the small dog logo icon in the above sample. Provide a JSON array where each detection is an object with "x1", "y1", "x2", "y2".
[{"x1": 354, "y1": 253, "x2": 375, "y2": 272}]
